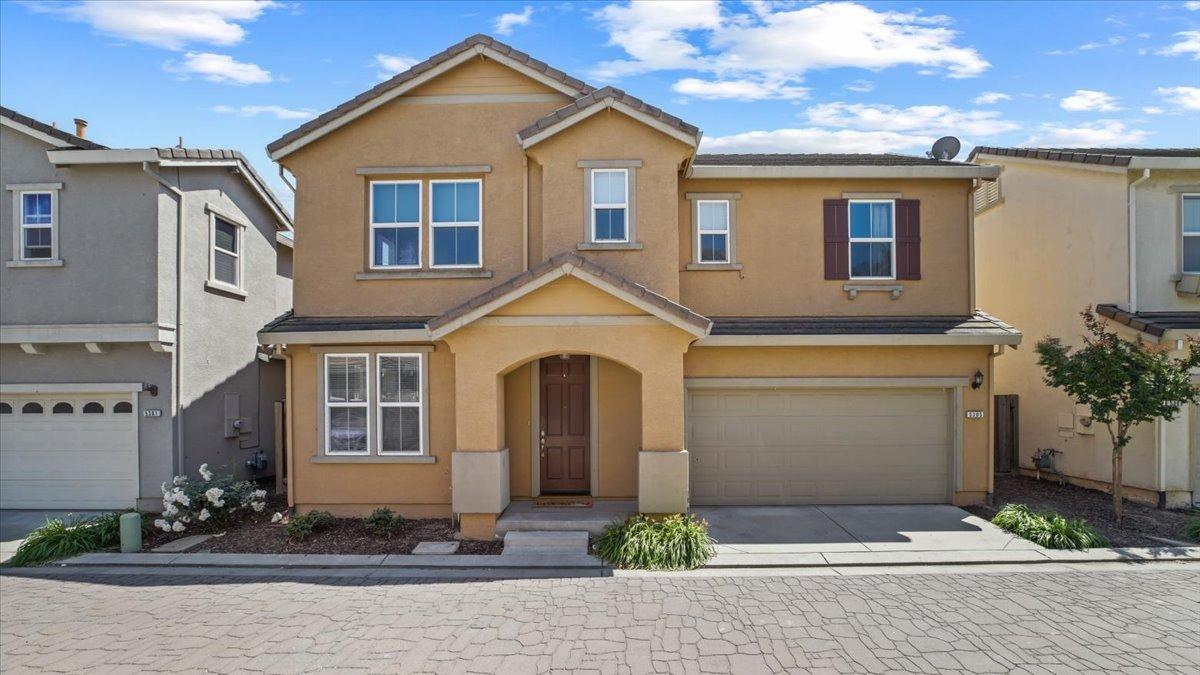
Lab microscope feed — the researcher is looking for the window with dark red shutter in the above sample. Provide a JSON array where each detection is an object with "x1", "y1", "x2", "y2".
[
  {"x1": 823, "y1": 199, "x2": 849, "y2": 280},
  {"x1": 895, "y1": 199, "x2": 921, "y2": 280}
]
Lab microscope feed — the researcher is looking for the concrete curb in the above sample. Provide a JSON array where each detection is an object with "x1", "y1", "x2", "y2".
[
  {"x1": 705, "y1": 546, "x2": 1200, "y2": 568},
  {"x1": 53, "y1": 551, "x2": 606, "y2": 570}
]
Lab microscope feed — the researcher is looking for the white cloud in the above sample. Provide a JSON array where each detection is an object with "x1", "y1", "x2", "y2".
[
  {"x1": 1156, "y1": 85, "x2": 1200, "y2": 110},
  {"x1": 1046, "y1": 35, "x2": 1125, "y2": 55},
  {"x1": 1142, "y1": 106, "x2": 1165, "y2": 115},
  {"x1": 31, "y1": 0, "x2": 278, "y2": 50},
  {"x1": 1185, "y1": 1, "x2": 1200, "y2": 10},
  {"x1": 375, "y1": 53, "x2": 419, "y2": 80},
  {"x1": 844, "y1": 80, "x2": 875, "y2": 93},
  {"x1": 1024, "y1": 120, "x2": 1149, "y2": 147},
  {"x1": 494, "y1": 5, "x2": 533, "y2": 35},
  {"x1": 211, "y1": 105, "x2": 315, "y2": 120},
  {"x1": 591, "y1": 1, "x2": 989, "y2": 101},
  {"x1": 672, "y1": 77, "x2": 808, "y2": 100},
  {"x1": 804, "y1": 102, "x2": 1019, "y2": 137},
  {"x1": 701, "y1": 127, "x2": 936, "y2": 154},
  {"x1": 973, "y1": 91, "x2": 1011, "y2": 105},
  {"x1": 1158, "y1": 31, "x2": 1200, "y2": 59},
  {"x1": 169, "y1": 52, "x2": 272, "y2": 85},
  {"x1": 1060, "y1": 89, "x2": 1120, "y2": 112}
]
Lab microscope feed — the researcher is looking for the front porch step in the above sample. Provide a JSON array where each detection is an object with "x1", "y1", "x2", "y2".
[
  {"x1": 502, "y1": 531, "x2": 590, "y2": 556},
  {"x1": 495, "y1": 499, "x2": 636, "y2": 537}
]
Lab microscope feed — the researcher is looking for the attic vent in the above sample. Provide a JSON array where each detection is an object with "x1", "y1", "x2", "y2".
[{"x1": 974, "y1": 178, "x2": 1002, "y2": 214}]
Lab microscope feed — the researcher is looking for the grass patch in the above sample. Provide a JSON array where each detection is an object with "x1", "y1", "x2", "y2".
[
  {"x1": 10, "y1": 511, "x2": 147, "y2": 567},
  {"x1": 1185, "y1": 515, "x2": 1200, "y2": 544},
  {"x1": 594, "y1": 514, "x2": 716, "y2": 570},
  {"x1": 992, "y1": 503, "x2": 1108, "y2": 550}
]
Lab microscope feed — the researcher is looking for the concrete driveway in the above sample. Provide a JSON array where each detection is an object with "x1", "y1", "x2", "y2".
[
  {"x1": 692, "y1": 505, "x2": 1040, "y2": 565},
  {"x1": 0, "y1": 510, "x2": 107, "y2": 563}
]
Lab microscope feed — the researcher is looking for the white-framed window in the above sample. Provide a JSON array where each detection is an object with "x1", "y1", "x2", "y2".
[
  {"x1": 430, "y1": 179, "x2": 481, "y2": 268},
  {"x1": 370, "y1": 180, "x2": 421, "y2": 269},
  {"x1": 591, "y1": 169, "x2": 628, "y2": 242},
  {"x1": 19, "y1": 191, "x2": 54, "y2": 260},
  {"x1": 377, "y1": 354, "x2": 424, "y2": 455},
  {"x1": 324, "y1": 354, "x2": 369, "y2": 455},
  {"x1": 848, "y1": 199, "x2": 895, "y2": 280},
  {"x1": 1183, "y1": 193, "x2": 1200, "y2": 275},
  {"x1": 210, "y1": 215, "x2": 244, "y2": 290},
  {"x1": 696, "y1": 200, "x2": 730, "y2": 263}
]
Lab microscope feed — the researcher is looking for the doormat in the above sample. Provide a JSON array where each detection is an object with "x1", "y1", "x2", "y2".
[{"x1": 533, "y1": 496, "x2": 594, "y2": 508}]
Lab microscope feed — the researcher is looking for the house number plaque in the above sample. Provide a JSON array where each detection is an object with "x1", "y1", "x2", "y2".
[
  {"x1": 143, "y1": 409, "x2": 162, "y2": 417},
  {"x1": 965, "y1": 410, "x2": 985, "y2": 419}
]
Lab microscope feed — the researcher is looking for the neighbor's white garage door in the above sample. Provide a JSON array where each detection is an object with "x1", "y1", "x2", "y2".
[
  {"x1": 0, "y1": 392, "x2": 139, "y2": 509},
  {"x1": 688, "y1": 387, "x2": 953, "y2": 505}
]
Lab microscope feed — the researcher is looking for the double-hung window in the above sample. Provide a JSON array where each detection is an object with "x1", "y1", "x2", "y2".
[
  {"x1": 211, "y1": 216, "x2": 243, "y2": 289},
  {"x1": 696, "y1": 200, "x2": 730, "y2": 263},
  {"x1": 1183, "y1": 194, "x2": 1200, "y2": 275},
  {"x1": 591, "y1": 169, "x2": 628, "y2": 242},
  {"x1": 324, "y1": 354, "x2": 369, "y2": 455},
  {"x1": 431, "y1": 179, "x2": 481, "y2": 267},
  {"x1": 371, "y1": 181, "x2": 421, "y2": 268},
  {"x1": 377, "y1": 354, "x2": 424, "y2": 455},
  {"x1": 849, "y1": 200, "x2": 895, "y2": 279},
  {"x1": 20, "y1": 192, "x2": 54, "y2": 260}
]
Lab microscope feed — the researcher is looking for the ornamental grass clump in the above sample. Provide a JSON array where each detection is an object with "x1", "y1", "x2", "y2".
[
  {"x1": 153, "y1": 463, "x2": 268, "y2": 535},
  {"x1": 1185, "y1": 515, "x2": 1200, "y2": 544},
  {"x1": 992, "y1": 503, "x2": 1108, "y2": 550},
  {"x1": 594, "y1": 514, "x2": 716, "y2": 570},
  {"x1": 10, "y1": 511, "x2": 147, "y2": 567}
]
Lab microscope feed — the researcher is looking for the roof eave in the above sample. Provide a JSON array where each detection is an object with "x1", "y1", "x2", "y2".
[
  {"x1": 518, "y1": 97, "x2": 701, "y2": 150},
  {"x1": 688, "y1": 164, "x2": 999, "y2": 179}
]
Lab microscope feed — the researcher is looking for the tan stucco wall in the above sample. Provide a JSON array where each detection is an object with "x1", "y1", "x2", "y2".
[
  {"x1": 525, "y1": 110, "x2": 694, "y2": 300},
  {"x1": 684, "y1": 345, "x2": 995, "y2": 501},
  {"x1": 679, "y1": 178, "x2": 974, "y2": 316},
  {"x1": 973, "y1": 158, "x2": 1178, "y2": 498},
  {"x1": 405, "y1": 56, "x2": 561, "y2": 97},
  {"x1": 492, "y1": 276, "x2": 644, "y2": 316},
  {"x1": 1134, "y1": 170, "x2": 1200, "y2": 312}
]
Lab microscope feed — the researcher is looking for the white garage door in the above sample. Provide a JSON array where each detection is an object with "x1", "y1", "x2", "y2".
[
  {"x1": 0, "y1": 393, "x2": 139, "y2": 509},
  {"x1": 688, "y1": 387, "x2": 953, "y2": 505}
]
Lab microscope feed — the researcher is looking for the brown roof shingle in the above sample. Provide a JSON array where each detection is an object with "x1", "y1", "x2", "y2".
[
  {"x1": 710, "y1": 312, "x2": 1020, "y2": 337},
  {"x1": 1, "y1": 105, "x2": 107, "y2": 150},
  {"x1": 968, "y1": 146, "x2": 1200, "y2": 165},
  {"x1": 1096, "y1": 304, "x2": 1200, "y2": 338},
  {"x1": 693, "y1": 153, "x2": 972, "y2": 167},
  {"x1": 516, "y1": 85, "x2": 701, "y2": 144}
]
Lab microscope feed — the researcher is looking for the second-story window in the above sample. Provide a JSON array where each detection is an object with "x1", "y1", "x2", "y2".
[
  {"x1": 849, "y1": 200, "x2": 895, "y2": 279},
  {"x1": 1183, "y1": 194, "x2": 1200, "y2": 275},
  {"x1": 591, "y1": 169, "x2": 628, "y2": 242},
  {"x1": 20, "y1": 192, "x2": 54, "y2": 260},
  {"x1": 211, "y1": 216, "x2": 243, "y2": 289},
  {"x1": 431, "y1": 179, "x2": 481, "y2": 268},
  {"x1": 696, "y1": 200, "x2": 730, "y2": 263},
  {"x1": 371, "y1": 181, "x2": 421, "y2": 269}
]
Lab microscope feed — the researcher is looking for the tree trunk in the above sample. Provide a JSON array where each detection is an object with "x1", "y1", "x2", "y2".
[{"x1": 1112, "y1": 447, "x2": 1124, "y2": 523}]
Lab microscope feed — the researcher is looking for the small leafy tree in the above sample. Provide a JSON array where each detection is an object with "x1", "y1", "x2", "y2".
[{"x1": 1036, "y1": 309, "x2": 1200, "y2": 521}]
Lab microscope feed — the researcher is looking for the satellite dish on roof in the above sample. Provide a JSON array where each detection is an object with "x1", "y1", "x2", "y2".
[{"x1": 928, "y1": 136, "x2": 961, "y2": 161}]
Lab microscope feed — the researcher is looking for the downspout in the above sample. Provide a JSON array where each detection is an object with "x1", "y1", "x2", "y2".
[
  {"x1": 283, "y1": 346, "x2": 295, "y2": 508},
  {"x1": 143, "y1": 162, "x2": 186, "y2": 476},
  {"x1": 987, "y1": 345, "x2": 1003, "y2": 504},
  {"x1": 1128, "y1": 169, "x2": 1150, "y2": 313},
  {"x1": 521, "y1": 154, "x2": 529, "y2": 271}
]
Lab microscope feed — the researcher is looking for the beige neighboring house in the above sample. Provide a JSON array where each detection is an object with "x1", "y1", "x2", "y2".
[
  {"x1": 258, "y1": 34, "x2": 1020, "y2": 540},
  {"x1": 971, "y1": 146, "x2": 1200, "y2": 508}
]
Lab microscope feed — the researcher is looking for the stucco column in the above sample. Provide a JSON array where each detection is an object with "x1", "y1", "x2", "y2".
[
  {"x1": 637, "y1": 349, "x2": 689, "y2": 513},
  {"x1": 446, "y1": 346, "x2": 509, "y2": 539}
]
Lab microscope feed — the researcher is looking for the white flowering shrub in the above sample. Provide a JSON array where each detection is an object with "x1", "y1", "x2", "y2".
[{"x1": 154, "y1": 464, "x2": 268, "y2": 534}]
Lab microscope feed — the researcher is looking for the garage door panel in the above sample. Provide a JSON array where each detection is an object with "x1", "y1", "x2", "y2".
[{"x1": 688, "y1": 388, "x2": 952, "y2": 506}]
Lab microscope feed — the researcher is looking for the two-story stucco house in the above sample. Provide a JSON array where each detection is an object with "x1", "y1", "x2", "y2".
[
  {"x1": 972, "y1": 146, "x2": 1200, "y2": 508},
  {"x1": 0, "y1": 106, "x2": 294, "y2": 510},
  {"x1": 258, "y1": 35, "x2": 1020, "y2": 540}
]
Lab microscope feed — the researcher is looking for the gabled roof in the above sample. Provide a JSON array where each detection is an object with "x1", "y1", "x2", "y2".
[
  {"x1": 516, "y1": 85, "x2": 701, "y2": 149},
  {"x1": 428, "y1": 252, "x2": 711, "y2": 339},
  {"x1": 968, "y1": 146, "x2": 1200, "y2": 166},
  {"x1": 267, "y1": 34, "x2": 596, "y2": 160},
  {"x1": 1096, "y1": 304, "x2": 1200, "y2": 339},
  {"x1": 0, "y1": 105, "x2": 107, "y2": 150},
  {"x1": 156, "y1": 148, "x2": 293, "y2": 230}
]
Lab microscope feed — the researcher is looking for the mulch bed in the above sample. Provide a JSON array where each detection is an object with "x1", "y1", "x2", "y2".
[
  {"x1": 965, "y1": 474, "x2": 1197, "y2": 548},
  {"x1": 142, "y1": 496, "x2": 502, "y2": 555}
]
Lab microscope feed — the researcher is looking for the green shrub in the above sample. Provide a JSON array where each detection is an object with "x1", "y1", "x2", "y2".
[
  {"x1": 594, "y1": 514, "x2": 716, "y2": 570},
  {"x1": 993, "y1": 503, "x2": 1108, "y2": 550},
  {"x1": 364, "y1": 507, "x2": 403, "y2": 536},
  {"x1": 10, "y1": 511, "x2": 141, "y2": 567},
  {"x1": 1185, "y1": 515, "x2": 1200, "y2": 544},
  {"x1": 285, "y1": 510, "x2": 335, "y2": 540}
]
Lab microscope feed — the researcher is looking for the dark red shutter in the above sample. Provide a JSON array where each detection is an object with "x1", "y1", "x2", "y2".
[
  {"x1": 895, "y1": 199, "x2": 921, "y2": 280},
  {"x1": 823, "y1": 199, "x2": 849, "y2": 280}
]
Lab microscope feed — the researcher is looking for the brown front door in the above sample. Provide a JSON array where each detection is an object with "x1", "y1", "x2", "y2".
[{"x1": 540, "y1": 355, "x2": 590, "y2": 494}]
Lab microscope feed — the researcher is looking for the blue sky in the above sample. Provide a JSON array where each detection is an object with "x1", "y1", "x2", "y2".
[{"x1": 2, "y1": 1, "x2": 1198, "y2": 207}]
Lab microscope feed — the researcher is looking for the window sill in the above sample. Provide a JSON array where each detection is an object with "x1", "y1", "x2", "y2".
[
  {"x1": 577, "y1": 242, "x2": 644, "y2": 251},
  {"x1": 204, "y1": 280, "x2": 248, "y2": 299},
  {"x1": 356, "y1": 269, "x2": 493, "y2": 280},
  {"x1": 843, "y1": 283, "x2": 903, "y2": 300},
  {"x1": 311, "y1": 454, "x2": 436, "y2": 464},
  {"x1": 685, "y1": 262, "x2": 742, "y2": 271},
  {"x1": 1175, "y1": 273, "x2": 1200, "y2": 296},
  {"x1": 6, "y1": 259, "x2": 63, "y2": 268}
]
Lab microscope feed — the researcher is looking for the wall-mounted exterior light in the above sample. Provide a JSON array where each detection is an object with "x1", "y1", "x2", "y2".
[{"x1": 971, "y1": 370, "x2": 984, "y2": 389}]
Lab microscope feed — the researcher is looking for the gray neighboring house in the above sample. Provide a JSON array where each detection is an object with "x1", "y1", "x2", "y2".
[{"x1": 0, "y1": 106, "x2": 293, "y2": 510}]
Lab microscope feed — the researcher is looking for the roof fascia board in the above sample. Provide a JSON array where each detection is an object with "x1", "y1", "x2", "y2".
[
  {"x1": 610, "y1": 100, "x2": 699, "y2": 147},
  {"x1": 161, "y1": 158, "x2": 293, "y2": 231},
  {"x1": 694, "y1": 333, "x2": 1022, "y2": 347},
  {"x1": 971, "y1": 153, "x2": 1127, "y2": 174},
  {"x1": 688, "y1": 164, "x2": 999, "y2": 179},
  {"x1": 46, "y1": 149, "x2": 160, "y2": 165},
  {"x1": 520, "y1": 98, "x2": 699, "y2": 150},
  {"x1": 428, "y1": 267, "x2": 569, "y2": 339},
  {"x1": 270, "y1": 45, "x2": 585, "y2": 161},
  {"x1": 565, "y1": 267, "x2": 709, "y2": 337},
  {"x1": 276, "y1": 232, "x2": 294, "y2": 248},
  {"x1": 258, "y1": 328, "x2": 431, "y2": 345},
  {"x1": 1, "y1": 116, "x2": 74, "y2": 148},
  {"x1": 1128, "y1": 157, "x2": 1200, "y2": 170}
]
